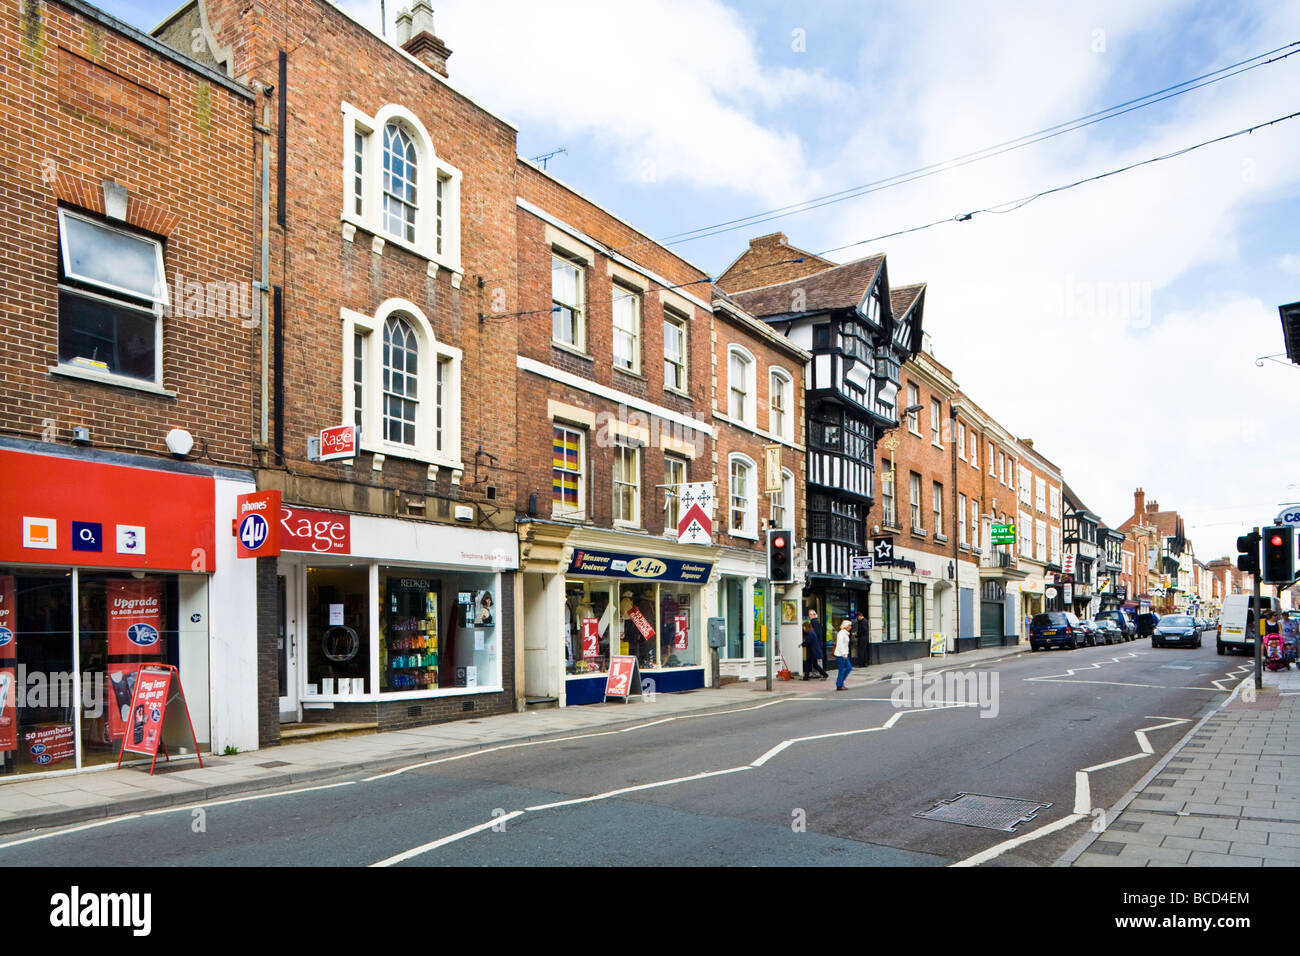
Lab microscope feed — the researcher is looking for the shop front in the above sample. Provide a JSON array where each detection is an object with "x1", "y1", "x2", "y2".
[
  {"x1": 560, "y1": 537, "x2": 715, "y2": 706},
  {"x1": 273, "y1": 506, "x2": 518, "y2": 730},
  {"x1": 801, "y1": 578, "x2": 870, "y2": 666},
  {"x1": 0, "y1": 444, "x2": 257, "y2": 778},
  {"x1": 715, "y1": 548, "x2": 800, "y2": 682}
]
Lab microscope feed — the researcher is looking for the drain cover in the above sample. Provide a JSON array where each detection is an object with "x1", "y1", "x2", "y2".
[
  {"x1": 915, "y1": 793, "x2": 1052, "y2": 832},
  {"x1": 256, "y1": 760, "x2": 291, "y2": 769}
]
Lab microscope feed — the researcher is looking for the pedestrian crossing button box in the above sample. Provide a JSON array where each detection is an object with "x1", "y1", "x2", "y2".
[{"x1": 707, "y1": 617, "x2": 726, "y2": 649}]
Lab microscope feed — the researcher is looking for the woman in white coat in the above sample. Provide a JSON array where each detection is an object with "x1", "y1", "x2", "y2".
[{"x1": 834, "y1": 619, "x2": 853, "y2": 690}]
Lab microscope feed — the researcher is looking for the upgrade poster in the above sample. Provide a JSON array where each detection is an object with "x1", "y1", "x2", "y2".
[{"x1": 107, "y1": 580, "x2": 163, "y2": 658}]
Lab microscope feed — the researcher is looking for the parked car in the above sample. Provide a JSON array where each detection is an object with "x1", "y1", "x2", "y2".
[
  {"x1": 1030, "y1": 611, "x2": 1085, "y2": 650},
  {"x1": 1153, "y1": 613, "x2": 1202, "y2": 649},
  {"x1": 1094, "y1": 619, "x2": 1123, "y2": 645},
  {"x1": 1097, "y1": 609, "x2": 1136, "y2": 640}
]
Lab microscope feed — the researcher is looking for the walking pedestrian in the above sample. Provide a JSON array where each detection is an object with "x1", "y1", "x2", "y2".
[
  {"x1": 834, "y1": 619, "x2": 853, "y2": 691},
  {"x1": 853, "y1": 610, "x2": 869, "y2": 666},
  {"x1": 802, "y1": 609, "x2": 828, "y2": 679}
]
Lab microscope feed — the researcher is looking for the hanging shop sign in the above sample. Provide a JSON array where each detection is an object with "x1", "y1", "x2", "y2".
[
  {"x1": 0, "y1": 450, "x2": 216, "y2": 571},
  {"x1": 319, "y1": 425, "x2": 359, "y2": 462},
  {"x1": 676, "y1": 482, "x2": 715, "y2": 546},
  {"x1": 872, "y1": 536, "x2": 895, "y2": 567},
  {"x1": 235, "y1": 490, "x2": 282, "y2": 558},
  {"x1": 117, "y1": 664, "x2": 204, "y2": 775},
  {"x1": 569, "y1": 548, "x2": 712, "y2": 584}
]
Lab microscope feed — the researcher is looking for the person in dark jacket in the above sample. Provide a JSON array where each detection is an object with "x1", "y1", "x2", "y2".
[
  {"x1": 853, "y1": 610, "x2": 869, "y2": 665},
  {"x1": 802, "y1": 609, "x2": 828, "y2": 679}
]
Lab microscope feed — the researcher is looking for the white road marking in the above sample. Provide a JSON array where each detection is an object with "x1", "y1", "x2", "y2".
[
  {"x1": 370, "y1": 811, "x2": 525, "y2": 867},
  {"x1": 950, "y1": 813, "x2": 1088, "y2": 867},
  {"x1": 524, "y1": 766, "x2": 752, "y2": 811},
  {"x1": 952, "y1": 714, "x2": 1190, "y2": 867},
  {"x1": 0, "y1": 815, "x2": 143, "y2": 852}
]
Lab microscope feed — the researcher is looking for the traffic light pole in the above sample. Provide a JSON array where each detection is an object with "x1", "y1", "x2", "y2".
[
  {"x1": 766, "y1": 577, "x2": 774, "y2": 692},
  {"x1": 1254, "y1": 571, "x2": 1262, "y2": 691}
]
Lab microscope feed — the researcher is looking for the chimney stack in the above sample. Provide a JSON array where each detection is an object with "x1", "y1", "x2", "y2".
[
  {"x1": 1134, "y1": 487, "x2": 1145, "y2": 520},
  {"x1": 395, "y1": 0, "x2": 452, "y2": 77}
]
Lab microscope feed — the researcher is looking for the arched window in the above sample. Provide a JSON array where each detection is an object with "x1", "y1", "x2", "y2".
[
  {"x1": 383, "y1": 314, "x2": 419, "y2": 446},
  {"x1": 383, "y1": 122, "x2": 419, "y2": 243},
  {"x1": 729, "y1": 454, "x2": 756, "y2": 539}
]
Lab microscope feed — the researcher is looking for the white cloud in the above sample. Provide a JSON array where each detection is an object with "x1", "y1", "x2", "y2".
[{"x1": 336, "y1": 0, "x2": 848, "y2": 203}]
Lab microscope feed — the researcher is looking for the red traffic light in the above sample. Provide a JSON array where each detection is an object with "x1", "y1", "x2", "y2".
[
  {"x1": 1271, "y1": 535, "x2": 1284, "y2": 547},
  {"x1": 774, "y1": 536, "x2": 785, "y2": 548}
]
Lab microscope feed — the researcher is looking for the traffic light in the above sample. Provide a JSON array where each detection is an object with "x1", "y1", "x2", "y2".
[
  {"x1": 1236, "y1": 529, "x2": 1260, "y2": 575},
  {"x1": 767, "y1": 528, "x2": 793, "y2": 583},
  {"x1": 1262, "y1": 525, "x2": 1295, "y2": 584}
]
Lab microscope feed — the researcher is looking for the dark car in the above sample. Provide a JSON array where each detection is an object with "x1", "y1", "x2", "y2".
[
  {"x1": 1153, "y1": 613, "x2": 1202, "y2": 649},
  {"x1": 1097, "y1": 609, "x2": 1136, "y2": 640},
  {"x1": 1030, "y1": 611, "x2": 1085, "y2": 650},
  {"x1": 1093, "y1": 619, "x2": 1123, "y2": 645},
  {"x1": 1136, "y1": 612, "x2": 1160, "y2": 639}
]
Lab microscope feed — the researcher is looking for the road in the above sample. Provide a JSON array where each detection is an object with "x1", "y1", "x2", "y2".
[{"x1": 0, "y1": 633, "x2": 1248, "y2": 867}]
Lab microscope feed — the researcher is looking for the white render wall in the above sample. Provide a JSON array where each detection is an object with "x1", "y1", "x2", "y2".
[{"x1": 209, "y1": 476, "x2": 260, "y2": 754}]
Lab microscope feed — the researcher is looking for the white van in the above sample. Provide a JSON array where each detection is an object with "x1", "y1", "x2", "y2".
[{"x1": 1218, "y1": 594, "x2": 1281, "y2": 655}]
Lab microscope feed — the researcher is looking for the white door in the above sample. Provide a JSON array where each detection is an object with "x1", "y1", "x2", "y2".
[{"x1": 278, "y1": 570, "x2": 301, "y2": 722}]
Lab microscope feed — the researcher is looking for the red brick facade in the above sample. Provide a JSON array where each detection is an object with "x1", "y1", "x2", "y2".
[{"x1": 1, "y1": 0, "x2": 256, "y2": 464}]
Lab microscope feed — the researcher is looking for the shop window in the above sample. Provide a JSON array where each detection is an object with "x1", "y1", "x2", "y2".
[
  {"x1": 658, "y1": 588, "x2": 698, "y2": 668},
  {"x1": 305, "y1": 566, "x2": 370, "y2": 696},
  {"x1": 566, "y1": 580, "x2": 611, "y2": 675},
  {"x1": 0, "y1": 569, "x2": 73, "y2": 778},
  {"x1": 618, "y1": 584, "x2": 659, "y2": 668},
  {"x1": 909, "y1": 583, "x2": 926, "y2": 641},
  {"x1": 56, "y1": 208, "x2": 166, "y2": 388},
  {"x1": 882, "y1": 580, "x2": 900, "y2": 642},
  {"x1": 379, "y1": 568, "x2": 499, "y2": 692},
  {"x1": 0, "y1": 568, "x2": 208, "y2": 778},
  {"x1": 721, "y1": 577, "x2": 745, "y2": 659}
]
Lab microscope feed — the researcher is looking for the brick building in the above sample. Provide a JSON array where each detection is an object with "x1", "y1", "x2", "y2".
[
  {"x1": 719, "y1": 235, "x2": 926, "y2": 665},
  {"x1": 1010, "y1": 439, "x2": 1065, "y2": 625},
  {"x1": 158, "y1": 0, "x2": 524, "y2": 742},
  {"x1": 513, "y1": 161, "x2": 805, "y2": 703},
  {"x1": 951, "y1": 390, "x2": 1027, "y2": 648},
  {"x1": 0, "y1": 0, "x2": 261, "y2": 775}
]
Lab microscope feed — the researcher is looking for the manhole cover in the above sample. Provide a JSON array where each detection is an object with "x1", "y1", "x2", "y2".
[
  {"x1": 915, "y1": 793, "x2": 1052, "y2": 832},
  {"x1": 256, "y1": 760, "x2": 291, "y2": 769}
]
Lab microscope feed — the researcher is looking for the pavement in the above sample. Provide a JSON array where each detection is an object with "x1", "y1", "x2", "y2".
[
  {"x1": 1070, "y1": 664, "x2": 1300, "y2": 867},
  {"x1": 0, "y1": 644, "x2": 1026, "y2": 839}
]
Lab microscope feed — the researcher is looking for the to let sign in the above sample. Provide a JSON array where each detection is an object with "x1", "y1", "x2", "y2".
[{"x1": 319, "y1": 425, "x2": 358, "y2": 462}]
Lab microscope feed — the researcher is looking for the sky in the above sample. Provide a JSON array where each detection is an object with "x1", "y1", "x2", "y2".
[{"x1": 106, "y1": 0, "x2": 1300, "y2": 562}]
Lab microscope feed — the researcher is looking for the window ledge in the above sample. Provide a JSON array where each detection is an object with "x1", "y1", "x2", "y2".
[
  {"x1": 551, "y1": 341, "x2": 593, "y2": 362},
  {"x1": 358, "y1": 440, "x2": 463, "y2": 471},
  {"x1": 664, "y1": 386, "x2": 692, "y2": 401},
  {"x1": 882, "y1": 523, "x2": 902, "y2": 534},
  {"x1": 612, "y1": 364, "x2": 645, "y2": 381},
  {"x1": 340, "y1": 214, "x2": 461, "y2": 276},
  {"x1": 50, "y1": 364, "x2": 176, "y2": 398},
  {"x1": 911, "y1": 528, "x2": 928, "y2": 539},
  {"x1": 935, "y1": 533, "x2": 948, "y2": 543},
  {"x1": 958, "y1": 543, "x2": 970, "y2": 552},
  {"x1": 729, "y1": 529, "x2": 759, "y2": 542},
  {"x1": 613, "y1": 522, "x2": 644, "y2": 532}
]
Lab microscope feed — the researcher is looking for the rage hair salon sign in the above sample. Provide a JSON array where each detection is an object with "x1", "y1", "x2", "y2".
[{"x1": 280, "y1": 506, "x2": 351, "y2": 554}]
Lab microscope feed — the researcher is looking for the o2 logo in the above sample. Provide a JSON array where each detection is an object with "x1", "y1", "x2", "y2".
[
  {"x1": 239, "y1": 513, "x2": 270, "y2": 552},
  {"x1": 127, "y1": 623, "x2": 161, "y2": 648}
]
